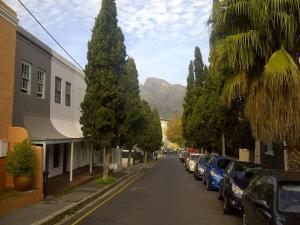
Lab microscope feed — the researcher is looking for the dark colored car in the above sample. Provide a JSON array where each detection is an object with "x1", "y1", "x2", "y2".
[
  {"x1": 242, "y1": 170, "x2": 300, "y2": 225},
  {"x1": 219, "y1": 161, "x2": 266, "y2": 214},
  {"x1": 194, "y1": 154, "x2": 209, "y2": 180},
  {"x1": 203, "y1": 155, "x2": 234, "y2": 190}
]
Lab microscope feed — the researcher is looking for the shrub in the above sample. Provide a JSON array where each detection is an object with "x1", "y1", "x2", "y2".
[
  {"x1": 96, "y1": 176, "x2": 116, "y2": 185},
  {"x1": 6, "y1": 139, "x2": 36, "y2": 177}
]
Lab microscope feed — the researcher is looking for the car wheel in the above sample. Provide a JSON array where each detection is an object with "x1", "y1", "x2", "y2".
[
  {"x1": 223, "y1": 195, "x2": 232, "y2": 214},
  {"x1": 242, "y1": 212, "x2": 248, "y2": 225}
]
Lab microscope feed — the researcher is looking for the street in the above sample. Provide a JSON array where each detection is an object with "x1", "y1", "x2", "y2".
[{"x1": 64, "y1": 153, "x2": 241, "y2": 225}]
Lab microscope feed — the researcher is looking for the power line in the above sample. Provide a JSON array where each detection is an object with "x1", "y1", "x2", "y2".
[{"x1": 17, "y1": 0, "x2": 84, "y2": 70}]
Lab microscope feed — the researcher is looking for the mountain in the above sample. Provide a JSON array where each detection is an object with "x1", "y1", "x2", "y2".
[{"x1": 140, "y1": 78, "x2": 186, "y2": 120}]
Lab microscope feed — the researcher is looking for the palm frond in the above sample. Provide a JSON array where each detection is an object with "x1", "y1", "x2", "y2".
[{"x1": 222, "y1": 71, "x2": 247, "y2": 106}]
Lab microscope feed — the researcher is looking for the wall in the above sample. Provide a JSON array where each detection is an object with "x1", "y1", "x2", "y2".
[
  {"x1": 260, "y1": 143, "x2": 285, "y2": 169},
  {"x1": 13, "y1": 27, "x2": 52, "y2": 128},
  {"x1": 50, "y1": 53, "x2": 85, "y2": 139},
  {"x1": 0, "y1": 157, "x2": 5, "y2": 188},
  {"x1": 0, "y1": 1, "x2": 17, "y2": 140}
]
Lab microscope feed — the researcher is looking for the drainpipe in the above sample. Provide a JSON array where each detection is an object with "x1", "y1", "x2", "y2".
[
  {"x1": 222, "y1": 132, "x2": 226, "y2": 156},
  {"x1": 70, "y1": 142, "x2": 74, "y2": 182},
  {"x1": 43, "y1": 142, "x2": 49, "y2": 198},
  {"x1": 283, "y1": 141, "x2": 288, "y2": 171},
  {"x1": 89, "y1": 142, "x2": 93, "y2": 174}
]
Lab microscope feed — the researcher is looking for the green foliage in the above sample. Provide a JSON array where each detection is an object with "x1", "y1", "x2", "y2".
[
  {"x1": 209, "y1": 0, "x2": 300, "y2": 144},
  {"x1": 96, "y1": 176, "x2": 116, "y2": 185},
  {"x1": 138, "y1": 101, "x2": 162, "y2": 153},
  {"x1": 166, "y1": 114, "x2": 183, "y2": 146},
  {"x1": 80, "y1": 0, "x2": 127, "y2": 149},
  {"x1": 120, "y1": 57, "x2": 144, "y2": 149},
  {"x1": 182, "y1": 47, "x2": 207, "y2": 146},
  {"x1": 187, "y1": 70, "x2": 254, "y2": 155},
  {"x1": 6, "y1": 140, "x2": 36, "y2": 177},
  {"x1": 194, "y1": 47, "x2": 205, "y2": 88}
]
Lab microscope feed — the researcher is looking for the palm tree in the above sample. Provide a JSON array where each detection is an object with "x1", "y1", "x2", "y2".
[{"x1": 209, "y1": 0, "x2": 300, "y2": 168}]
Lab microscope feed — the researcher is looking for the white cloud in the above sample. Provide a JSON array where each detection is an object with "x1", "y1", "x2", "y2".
[{"x1": 3, "y1": 0, "x2": 213, "y2": 84}]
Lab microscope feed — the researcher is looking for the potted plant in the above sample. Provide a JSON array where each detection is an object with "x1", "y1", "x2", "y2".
[{"x1": 6, "y1": 139, "x2": 36, "y2": 191}]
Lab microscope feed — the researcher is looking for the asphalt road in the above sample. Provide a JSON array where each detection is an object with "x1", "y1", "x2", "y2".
[{"x1": 64, "y1": 153, "x2": 241, "y2": 225}]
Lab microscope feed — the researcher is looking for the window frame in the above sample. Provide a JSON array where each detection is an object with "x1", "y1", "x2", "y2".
[
  {"x1": 65, "y1": 81, "x2": 71, "y2": 107},
  {"x1": 37, "y1": 68, "x2": 46, "y2": 98},
  {"x1": 55, "y1": 76, "x2": 62, "y2": 104},
  {"x1": 21, "y1": 61, "x2": 32, "y2": 95}
]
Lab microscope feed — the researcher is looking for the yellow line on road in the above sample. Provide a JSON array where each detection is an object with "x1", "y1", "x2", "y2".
[{"x1": 72, "y1": 172, "x2": 145, "y2": 225}]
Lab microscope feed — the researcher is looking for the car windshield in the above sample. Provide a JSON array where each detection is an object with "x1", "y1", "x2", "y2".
[
  {"x1": 199, "y1": 156, "x2": 209, "y2": 164},
  {"x1": 278, "y1": 182, "x2": 300, "y2": 213},
  {"x1": 191, "y1": 155, "x2": 199, "y2": 161},
  {"x1": 214, "y1": 158, "x2": 231, "y2": 169},
  {"x1": 233, "y1": 165, "x2": 263, "y2": 185}
]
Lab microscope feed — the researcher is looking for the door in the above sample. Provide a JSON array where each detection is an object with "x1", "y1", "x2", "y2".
[
  {"x1": 63, "y1": 143, "x2": 69, "y2": 173},
  {"x1": 246, "y1": 176, "x2": 274, "y2": 225}
]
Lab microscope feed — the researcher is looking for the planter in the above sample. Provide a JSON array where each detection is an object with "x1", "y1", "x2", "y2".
[{"x1": 14, "y1": 176, "x2": 32, "y2": 191}]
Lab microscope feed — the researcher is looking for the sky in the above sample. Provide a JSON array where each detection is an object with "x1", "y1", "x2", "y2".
[{"x1": 4, "y1": 0, "x2": 212, "y2": 85}]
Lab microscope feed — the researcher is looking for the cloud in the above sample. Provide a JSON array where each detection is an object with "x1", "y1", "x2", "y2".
[{"x1": 3, "y1": 0, "x2": 213, "y2": 84}]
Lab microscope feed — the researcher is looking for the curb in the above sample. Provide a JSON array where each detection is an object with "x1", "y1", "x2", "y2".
[{"x1": 32, "y1": 163, "x2": 153, "y2": 225}]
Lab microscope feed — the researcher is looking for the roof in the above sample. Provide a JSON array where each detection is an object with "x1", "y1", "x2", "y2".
[
  {"x1": 24, "y1": 114, "x2": 68, "y2": 141},
  {"x1": 17, "y1": 26, "x2": 84, "y2": 77},
  {"x1": 260, "y1": 169, "x2": 300, "y2": 182},
  {"x1": 233, "y1": 161, "x2": 268, "y2": 168}
]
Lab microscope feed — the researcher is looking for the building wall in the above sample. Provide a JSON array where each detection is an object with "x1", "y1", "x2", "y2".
[
  {"x1": 260, "y1": 143, "x2": 285, "y2": 169},
  {"x1": 50, "y1": 53, "x2": 85, "y2": 138},
  {"x1": 13, "y1": 28, "x2": 52, "y2": 128},
  {"x1": 0, "y1": 2, "x2": 17, "y2": 140}
]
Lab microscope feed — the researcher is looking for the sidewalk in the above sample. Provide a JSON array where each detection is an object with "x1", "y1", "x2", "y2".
[{"x1": 0, "y1": 163, "x2": 147, "y2": 225}]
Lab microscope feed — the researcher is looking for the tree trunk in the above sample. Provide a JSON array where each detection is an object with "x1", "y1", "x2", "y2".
[
  {"x1": 287, "y1": 146, "x2": 300, "y2": 171},
  {"x1": 102, "y1": 147, "x2": 111, "y2": 180},
  {"x1": 127, "y1": 149, "x2": 132, "y2": 172},
  {"x1": 144, "y1": 150, "x2": 148, "y2": 164}
]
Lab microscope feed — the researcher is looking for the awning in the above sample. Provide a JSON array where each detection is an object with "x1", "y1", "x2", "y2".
[
  {"x1": 51, "y1": 118, "x2": 83, "y2": 139},
  {"x1": 24, "y1": 114, "x2": 68, "y2": 141}
]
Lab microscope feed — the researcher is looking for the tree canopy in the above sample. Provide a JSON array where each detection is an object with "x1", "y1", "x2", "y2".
[{"x1": 209, "y1": 0, "x2": 300, "y2": 145}]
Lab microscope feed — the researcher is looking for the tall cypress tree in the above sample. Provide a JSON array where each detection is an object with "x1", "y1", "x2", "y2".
[
  {"x1": 182, "y1": 61, "x2": 195, "y2": 145},
  {"x1": 80, "y1": 0, "x2": 127, "y2": 179},
  {"x1": 138, "y1": 101, "x2": 162, "y2": 163},
  {"x1": 121, "y1": 57, "x2": 143, "y2": 170},
  {"x1": 194, "y1": 47, "x2": 205, "y2": 88}
]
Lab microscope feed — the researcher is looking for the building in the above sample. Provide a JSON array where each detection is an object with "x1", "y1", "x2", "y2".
[
  {"x1": 0, "y1": 0, "x2": 18, "y2": 188},
  {"x1": 0, "y1": 2, "x2": 44, "y2": 213},
  {"x1": 12, "y1": 26, "x2": 94, "y2": 181}
]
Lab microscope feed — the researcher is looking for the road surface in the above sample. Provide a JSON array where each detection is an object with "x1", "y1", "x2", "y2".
[{"x1": 64, "y1": 153, "x2": 241, "y2": 225}]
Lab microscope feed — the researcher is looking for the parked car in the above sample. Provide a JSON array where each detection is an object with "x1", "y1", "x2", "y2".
[
  {"x1": 186, "y1": 153, "x2": 200, "y2": 172},
  {"x1": 219, "y1": 161, "x2": 267, "y2": 214},
  {"x1": 194, "y1": 154, "x2": 209, "y2": 180},
  {"x1": 242, "y1": 170, "x2": 300, "y2": 225},
  {"x1": 179, "y1": 151, "x2": 185, "y2": 162},
  {"x1": 203, "y1": 155, "x2": 234, "y2": 190}
]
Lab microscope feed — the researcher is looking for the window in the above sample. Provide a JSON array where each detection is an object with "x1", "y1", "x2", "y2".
[
  {"x1": 251, "y1": 176, "x2": 274, "y2": 207},
  {"x1": 37, "y1": 69, "x2": 46, "y2": 98},
  {"x1": 21, "y1": 61, "x2": 31, "y2": 94},
  {"x1": 55, "y1": 77, "x2": 62, "y2": 104},
  {"x1": 65, "y1": 82, "x2": 71, "y2": 106},
  {"x1": 53, "y1": 144, "x2": 60, "y2": 168}
]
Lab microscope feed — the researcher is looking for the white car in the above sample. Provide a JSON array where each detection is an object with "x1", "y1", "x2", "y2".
[{"x1": 186, "y1": 153, "x2": 200, "y2": 172}]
